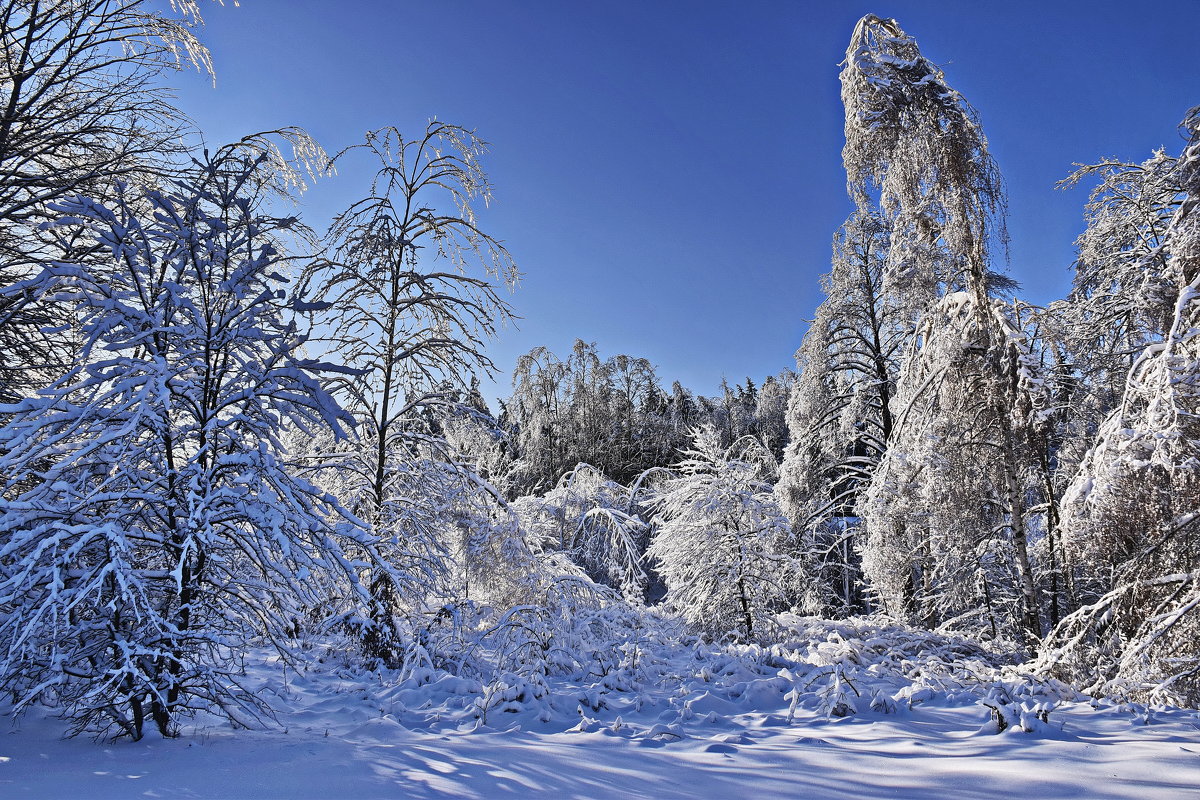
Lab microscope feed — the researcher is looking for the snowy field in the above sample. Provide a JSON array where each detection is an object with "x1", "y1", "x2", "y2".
[{"x1": 3, "y1": 617, "x2": 1198, "y2": 799}]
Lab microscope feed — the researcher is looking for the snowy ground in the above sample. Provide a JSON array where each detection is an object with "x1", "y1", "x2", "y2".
[{"x1": 3, "y1": 617, "x2": 1199, "y2": 799}]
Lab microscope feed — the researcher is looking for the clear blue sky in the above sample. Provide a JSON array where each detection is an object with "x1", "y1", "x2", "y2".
[{"x1": 172, "y1": 0, "x2": 1200, "y2": 406}]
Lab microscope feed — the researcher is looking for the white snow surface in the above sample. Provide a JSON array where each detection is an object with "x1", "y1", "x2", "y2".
[{"x1": 2, "y1": 615, "x2": 1198, "y2": 799}]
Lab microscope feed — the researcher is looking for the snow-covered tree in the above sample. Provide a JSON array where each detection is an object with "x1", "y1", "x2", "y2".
[
  {"x1": 1040, "y1": 107, "x2": 1200, "y2": 705},
  {"x1": 777, "y1": 212, "x2": 898, "y2": 614},
  {"x1": 0, "y1": 138, "x2": 389, "y2": 739},
  {"x1": 303, "y1": 122, "x2": 519, "y2": 664},
  {"x1": 754, "y1": 371, "x2": 793, "y2": 462},
  {"x1": 1029, "y1": 153, "x2": 1192, "y2": 625},
  {"x1": 649, "y1": 426, "x2": 799, "y2": 639},
  {"x1": 840, "y1": 15, "x2": 1007, "y2": 312},
  {"x1": 862, "y1": 294, "x2": 1047, "y2": 640},
  {"x1": 1061, "y1": 151, "x2": 1182, "y2": 373},
  {"x1": 441, "y1": 382, "x2": 517, "y2": 496},
  {"x1": 1040, "y1": 152, "x2": 1186, "y2": 481},
  {"x1": 507, "y1": 345, "x2": 573, "y2": 494},
  {"x1": 840, "y1": 15, "x2": 1045, "y2": 644}
]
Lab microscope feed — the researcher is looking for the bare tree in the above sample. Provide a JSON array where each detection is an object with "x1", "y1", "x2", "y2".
[{"x1": 0, "y1": 0, "x2": 220, "y2": 399}]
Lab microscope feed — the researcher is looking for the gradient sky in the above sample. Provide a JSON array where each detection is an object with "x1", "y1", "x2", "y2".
[{"x1": 171, "y1": 0, "x2": 1200, "y2": 405}]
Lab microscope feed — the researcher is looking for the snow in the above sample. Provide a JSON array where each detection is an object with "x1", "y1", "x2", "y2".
[{"x1": 3, "y1": 617, "x2": 1199, "y2": 799}]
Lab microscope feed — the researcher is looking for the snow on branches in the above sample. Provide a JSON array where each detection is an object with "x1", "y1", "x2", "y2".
[{"x1": 0, "y1": 141, "x2": 387, "y2": 739}]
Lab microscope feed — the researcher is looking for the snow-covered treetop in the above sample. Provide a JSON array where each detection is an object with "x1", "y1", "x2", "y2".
[{"x1": 841, "y1": 14, "x2": 1006, "y2": 306}]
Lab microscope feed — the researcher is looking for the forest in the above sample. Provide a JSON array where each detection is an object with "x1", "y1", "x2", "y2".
[{"x1": 0, "y1": 5, "x2": 1198, "y2": 782}]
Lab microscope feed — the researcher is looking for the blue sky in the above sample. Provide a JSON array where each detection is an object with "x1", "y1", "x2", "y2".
[{"x1": 172, "y1": 0, "x2": 1200, "y2": 405}]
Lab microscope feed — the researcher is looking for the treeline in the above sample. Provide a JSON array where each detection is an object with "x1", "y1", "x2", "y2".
[
  {"x1": 488, "y1": 340, "x2": 791, "y2": 495},
  {"x1": 0, "y1": 1, "x2": 538, "y2": 740}
]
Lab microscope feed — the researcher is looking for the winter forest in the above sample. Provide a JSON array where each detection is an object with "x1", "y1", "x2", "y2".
[{"x1": 1, "y1": 3, "x2": 1200, "y2": 797}]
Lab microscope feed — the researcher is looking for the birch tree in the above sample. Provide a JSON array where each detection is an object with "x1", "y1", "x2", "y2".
[{"x1": 304, "y1": 122, "x2": 518, "y2": 664}]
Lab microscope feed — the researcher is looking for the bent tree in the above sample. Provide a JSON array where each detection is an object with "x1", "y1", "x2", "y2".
[{"x1": 839, "y1": 15, "x2": 1045, "y2": 644}]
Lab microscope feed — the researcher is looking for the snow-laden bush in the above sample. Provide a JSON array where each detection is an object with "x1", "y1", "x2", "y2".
[
  {"x1": 514, "y1": 463, "x2": 650, "y2": 601},
  {"x1": 650, "y1": 426, "x2": 805, "y2": 640}
]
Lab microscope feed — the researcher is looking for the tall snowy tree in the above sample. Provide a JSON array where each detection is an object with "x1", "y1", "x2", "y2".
[
  {"x1": 304, "y1": 122, "x2": 519, "y2": 663},
  {"x1": 1031, "y1": 153, "x2": 1191, "y2": 619},
  {"x1": 862, "y1": 293, "x2": 1047, "y2": 640},
  {"x1": 840, "y1": 15, "x2": 1045, "y2": 644},
  {"x1": 0, "y1": 137, "x2": 390, "y2": 739},
  {"x1": 777, "y1": 211, "x2": 898, "y2": 614}
]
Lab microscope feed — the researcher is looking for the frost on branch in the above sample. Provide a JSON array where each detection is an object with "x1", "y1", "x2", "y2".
[{"x1": 840, "y1": 14, "x2": 1006, "y2": 311}]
